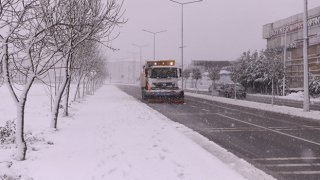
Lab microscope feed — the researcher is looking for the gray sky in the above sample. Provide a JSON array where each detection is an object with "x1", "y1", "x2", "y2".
[{"x1": 109, "y1": 0, "x2": 320, "y2": 65}]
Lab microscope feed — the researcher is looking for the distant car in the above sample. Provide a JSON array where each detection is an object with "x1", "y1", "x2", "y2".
[
  {"x1": 208, "y1": 82, "x2": 224, "y2": 93},
  {"x1": 219, "y1": 83, "x2": 246, "y2": 98}
]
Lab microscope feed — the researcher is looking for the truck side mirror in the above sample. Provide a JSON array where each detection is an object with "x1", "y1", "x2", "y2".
[
  {"x1": 145, "y1": 69, "x2": 148, "y2": 77},
  {"x1": 179, "y1": 68, "x2": 182, "y2": 77}
]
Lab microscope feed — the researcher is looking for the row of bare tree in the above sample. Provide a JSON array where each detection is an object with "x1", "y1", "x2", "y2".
[{"x1": 0, "y1": 0, "x2": 126, "y2": 160}]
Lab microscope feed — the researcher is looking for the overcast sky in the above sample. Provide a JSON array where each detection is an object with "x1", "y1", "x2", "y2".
[{"x1": 107, "y1": 0, "x2": 320, "y2": 66}]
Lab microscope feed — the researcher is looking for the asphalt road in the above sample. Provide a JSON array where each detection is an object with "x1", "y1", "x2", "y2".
[
  {"x1": 185, "y1": 89, "x2": 320, "y2": 111},
  {"x1": 118, "y1": 85, "x2": 320, "y2": 180}
]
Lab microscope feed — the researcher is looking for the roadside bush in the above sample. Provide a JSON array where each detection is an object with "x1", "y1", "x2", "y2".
[
  {"x1": 309, "y1": 79, "x2": 320, "y2": 97},
  {"x1": 0, "y1": 120, "x2": 16, "y2": 145}
]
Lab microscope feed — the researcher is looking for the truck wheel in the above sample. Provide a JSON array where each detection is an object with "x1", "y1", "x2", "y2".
[{"x1": 142, "y1": 91, "x2": 146, "y2": 100}]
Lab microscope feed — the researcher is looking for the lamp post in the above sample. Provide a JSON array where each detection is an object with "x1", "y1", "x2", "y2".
[
  {"x1": 283, "y1": 30, "x2": 287, "y2": 97},
  {"x1": 303, "y1": 0, "x2": 310, "y2": 111},
  {"x1": 128, "y1": 51, "x2": 139, "y2": 84},
  {"x1": 142, "y1": 29, "x2": 167, "y2": 60},
  {"x1": 170, "y1": 0, "x2": 202, "y2": 89},
  {"x1": 133, "y1": 44, "x2": 149, "y2": 73}
]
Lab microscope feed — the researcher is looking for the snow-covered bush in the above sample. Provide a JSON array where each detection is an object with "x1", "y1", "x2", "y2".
[
  {"x1": 231, "y1": 49, "x2": 285, "y2": 95},
  {"x1": 309, "y1": 79, "x2": 320, "y2": 97},
  {"x1": 0, "y1": 120, "x2": 16, "y2": 145}
]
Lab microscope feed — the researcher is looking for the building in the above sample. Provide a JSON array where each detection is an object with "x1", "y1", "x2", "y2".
[
  {"x1": 108, "y1": 59, "x2": 141, "y2": 84},
  {"x1": 190, "y1": 60, "x2": 232, "y2": 72},
  {"x1": 263, "y1": 6, "x2": 320, "y2": 90}
]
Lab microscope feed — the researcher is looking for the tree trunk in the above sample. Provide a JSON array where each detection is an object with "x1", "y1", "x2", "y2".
[
  {"x1": 74, "y1": 75, "x2": 83, "y2": 101},
  {"x1": 86, "y1": 78, "x2": 91, "y2": 94},
  {"x1": 211, "y1": 80, "x2": 214, "y2": 96},
  {"x1": 272, "y1": 78, "x2": 274, "y2": 105},
  {"x1": 51, "y1": 51, "x2": 71, "y2": 129},
  {"x1": 2, "y1": 38, "x2": 35, "y2": 160},
  {"x1": 15, "y1": 76, "x2": 35, "y2": 160},
  {"x1": 82, "y1": 79, "x2": 86, "y2": 98},
  {"x1": 63, "y1": 78, "x2": 71, "y2": 117},
  {"x1": 51, "y1": 74, "x2": 69, "y2": 128}
]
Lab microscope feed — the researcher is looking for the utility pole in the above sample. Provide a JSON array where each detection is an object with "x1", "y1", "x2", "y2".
[{"x1": 303, "y1": 0, "x2": 310, "y2": 111}]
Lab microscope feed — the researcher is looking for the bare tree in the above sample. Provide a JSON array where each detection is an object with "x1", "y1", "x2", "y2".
[
  {"x1": 182, "y1": 69, "x2": 191, "y2": 89},
  {"x1": 0, "y1": 0, "x2": 125, "y2": 160},
  {"x1": 207, "y1": 66, "x2": 220, "y2": 96},
  {"x1": 49, "y1": 0, "x2": 126, "y2": 129},
  {"x1": 0, "y1": 0, "x2": 55, "y2": 160},
  {"x1": 191, "y1": 68, "x2": 202, "y2": 90}
]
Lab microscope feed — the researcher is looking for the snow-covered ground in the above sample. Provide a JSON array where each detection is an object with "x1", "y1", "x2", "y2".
[
  {"x1": 248, "y1": 91, "x2": 320, "y2": 103},
  {"x1": 0, "y1": 84, "x2": 275, "y2": 180}
]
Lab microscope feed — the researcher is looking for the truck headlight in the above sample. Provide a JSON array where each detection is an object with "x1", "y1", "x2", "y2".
[
  {"x1": 172, "y1": 83, "x2": 178, "y2": 88},
  {"x1": 150, "y1": 83, "x2": 156, "y2": 88}
]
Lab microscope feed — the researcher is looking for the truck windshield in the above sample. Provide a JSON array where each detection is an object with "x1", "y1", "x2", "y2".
[{"x1": 150, "y1": 68, "x2": 178, "y2": 78}]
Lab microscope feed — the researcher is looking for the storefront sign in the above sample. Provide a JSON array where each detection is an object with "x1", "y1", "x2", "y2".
[
  {"x1": 270, "y1": 15, "x2": 320, "y2": 37},
  {"x1": 286, "y1": 43, "x2": 297, "y2": 50},
  {"x1": 296, "y1": 41, "x2": 304, "y2": 49},
  {"x1": 309, "y1": 35, "x2": 320, "y2": 46},
  {"x1": 268, "y1": 42, "x2": 298, "y2": 52},
  {"x1": 268, "y1": 36, "x2": 320, "y2": 51}
]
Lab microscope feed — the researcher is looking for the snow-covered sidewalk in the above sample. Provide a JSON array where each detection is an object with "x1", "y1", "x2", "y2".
[{"x1": 0, "y1": 84, "x2": 276, "y2": 180}]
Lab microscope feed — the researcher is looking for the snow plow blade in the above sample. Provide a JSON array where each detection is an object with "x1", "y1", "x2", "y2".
[{"x1": 147, "y1": 98, "x2": 184, "y2": 103}]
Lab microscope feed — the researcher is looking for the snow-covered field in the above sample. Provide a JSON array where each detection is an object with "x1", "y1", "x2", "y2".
[{"x1": 0, "y1": 84, "x2": 275, "y2": 180}]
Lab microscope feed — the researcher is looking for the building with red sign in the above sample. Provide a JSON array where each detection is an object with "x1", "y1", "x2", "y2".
[{"x1": 263, "y1": 6, "x2": 320, "y2": 90}]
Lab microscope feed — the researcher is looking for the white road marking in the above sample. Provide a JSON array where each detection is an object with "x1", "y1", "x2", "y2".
[
  {"x1": 205, "y1": 127, "x2": 266, "y2": 132},
  {"x1": 275, "y1": 171, "x2": 320, "y2": 175},
  {"x1": 201, "y1": 109, "x2": 209, "y2": 112},
  {"x1": 209, "y1": 129, "x2": 266, "y2": 132},
  {"x1": 190, "y1": 105, "x2": 196, "y2": 108},
  {"x1": 269, "y1": 126, "x2": 320, "y2": 129},
  {"x1": 249, "y1": 157, "x2": 320, "y2": 161},
  {"x1": 216, "y1": 113, "x2": 320, "y2": 146},
  {"x1": 262, "y1": 163, "x2": 320, "y2": 167}
]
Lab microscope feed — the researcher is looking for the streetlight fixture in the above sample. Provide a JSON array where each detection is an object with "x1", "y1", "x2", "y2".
[
  {"x1": 170, "y1": 0, "x2": 202, "y2": 89},
  {"x1": 133, "y1": 44, "x2": 149, "y2": 73},
  {"x1": 142, "y1": 29, "x2": 167, "y2": 60}
]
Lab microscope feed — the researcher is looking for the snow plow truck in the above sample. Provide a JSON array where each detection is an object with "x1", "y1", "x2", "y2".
[{"x1": 140, "y1": 60, "x2": 184, "y2": 103}]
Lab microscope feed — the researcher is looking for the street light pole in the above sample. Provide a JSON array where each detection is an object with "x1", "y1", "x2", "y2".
[
  {"x1": 142, "y1": 29, "x2": 167, "y2": 60},
  {"x1": 170, "y1": 0, "x2": 202, "y2": 90},
  {"x1": 133, "y1": 44, "x2": 149, "y2": 73},
  {"x1": 283, "y1": 30, "x2": 287, "y2": 96},
  {"x1": 303, "y1": 0, "x2": 310, "y2": 111}
]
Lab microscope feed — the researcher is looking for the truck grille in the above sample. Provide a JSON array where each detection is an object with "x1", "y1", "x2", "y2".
[{"x1": 151, "y1": 82, "x2": 178, "y2": 90}]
